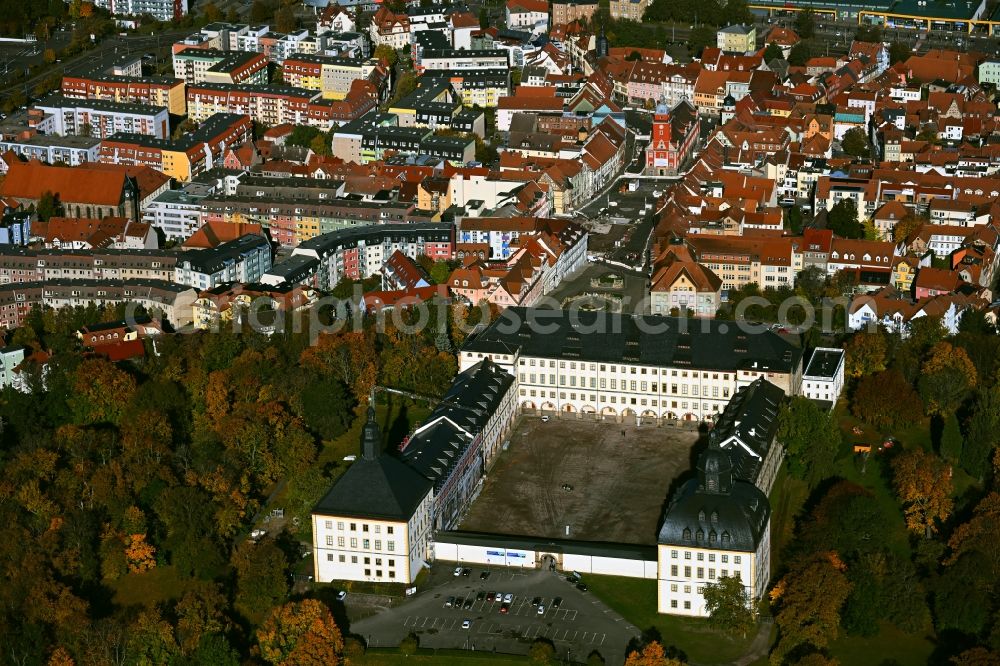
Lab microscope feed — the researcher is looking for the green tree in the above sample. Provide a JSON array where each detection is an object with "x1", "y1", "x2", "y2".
[
  {"x1": 309, "y1": 133, "x2": 330, "y2": 156},
  {"x1": 399, "y1": 632, "x2": 419, "y2": 656},
  {"x1": 232, "y1": 539, "x2": 289, "y2": 621},
  {"x1": 300, "y1": 377, "x2": 355, "y2": 440},
  {"x1": 479, "y1": 7, "x2": 488, "y2": 27},
  {"x1": 827, "y1": 198, "x2": 863, "y2": 238},
  {"x1": 703, "y1": 576, "x2": 755, "y2": 637},
  {"x1": 154, "y1": 486, "x2": 226, "y2": 578},
  {"x1": 795, "y1": 8, "x2": 816, "y2": 38},
  {"x1": 688, "y1": 26, "x2": 717, "y2": 58},
  {"x1": 429, "y1": 261, "x2": 452, "y2": 285},
  {"x1": 374, "y1": 44, "x2": 399, "y2": 67},
  {"x1": 962, "y1": 384, "x2": 1000, "y2": 480},
  {"x1": 250, "y1": 0, "x2": 272, "y2": 23},
  {"x1": 36, "y1": 191, "x2": 63, "y2": 222},
  {"x1": 778, "y1": 396, "x2": 841, "y2": 486},
  {"x1": 529, "y1": 638, "x2": 557, "y2": 665},
  {"x1": 917, "y1": 342, "x2": 977, "y2": 416},
  {"x1": 763, "y1": 43, "x2": 783, "y2": 62},
  {"x1": 888, "y1": 41, "x2": 910, "y2": 65},
  {"x1": 787, "y1": 40, "x2": 812, "y2": 67},
  {"x1": 939, "y1": 414, "x2": 963, "y2": 464},
  {"x1": 201, "y1": 1, "x2": 222, "y2": 22},
  {"x1": 841, "y1": 127, "x2": 870, "y2": 158}
]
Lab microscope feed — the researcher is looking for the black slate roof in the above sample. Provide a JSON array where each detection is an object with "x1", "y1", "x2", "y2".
[
  {"x1": 313, "y1": 408, "x2": 432, "y2": 521},
  {"x1": 708, "y1": 377, "x2": 784, "y2": 485},
  {"x1": 462, "y1": 307, "x2": 802, "y2": 373},
  {"x1": 657, "y1": 446, "x2": 770, "y2": 552}
]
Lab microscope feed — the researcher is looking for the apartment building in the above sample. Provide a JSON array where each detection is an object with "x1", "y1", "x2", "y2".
[
  {"x1": 420, "y1": 49, "x2": 510, "y2": 72},
  {"x1": 282, "y1": 54, "x2": 377, "y2": 100},
  {"x1": 0, "y1": 246, "x2": 176, "y2": 284},
  {"x1": 459, "y1": 307, "x2": 804, "y2": 422},
  {"x1": 172, "y1": 48, "x2": 268, "y2": 85},
  {"x1": 0, "y1": 133, "x2": 100, "y2": 168},
  {"x1": 686, "y1": 235, "x2": 803, "y2": 292},
  {"x1": 30, "y1": 95, "x2": 170, "y2": 140},
  {"x1": 0, "y1": 279, "x2": 197, "y2": 329},
  {"x1": 93, "y1": 0, "x2": 188, "y2": 21},
  {"x1": 142, "y1": 190, "x2": 207, "y2": 242},
  {"x1": 422, "y1": 70, "x2": 510, "y2": 108},
  {"x1": 610, "y1": 0, "x2": 648, "y2": 21},
  {"x1": 174, "y1": 233, "x2": 272, "y2": 290},
  {"x1": 98, "y1": 113, "x2": 253, "y2": 182},
  {"x1": 552, "y1": 0, "x2": 599, "y2": 25},
  {"x1": 265, "y1": 222, "x2": 453, "y2": 289},
  {"x1": 60, "y1": 74, "x2": 187, "y2": 116},
  {"x1": 185, "y1": 82, "x2": 319, "y2": 125}
]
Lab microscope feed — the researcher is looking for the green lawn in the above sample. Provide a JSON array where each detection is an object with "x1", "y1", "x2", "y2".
[
  {"x1": 767, "y1": 464, "x2": 810, "y2": 570},
  {"x1": 829, "y1": 622, "x2": 935, "y2": 666},
  {"x1": 584, "y1": 575, "x2": 753, "y2": 665}
]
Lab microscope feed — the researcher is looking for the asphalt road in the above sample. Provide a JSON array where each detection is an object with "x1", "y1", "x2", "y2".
[{"x1": 351, "y1": 566, "x2": 641, "y2": 665}]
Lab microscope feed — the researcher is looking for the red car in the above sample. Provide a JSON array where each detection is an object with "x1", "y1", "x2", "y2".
[{"x1": 500, "y1": 603, "x2": 510, "y2": 614}]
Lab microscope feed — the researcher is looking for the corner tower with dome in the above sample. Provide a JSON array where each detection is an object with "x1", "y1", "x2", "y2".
[{"x1": 656, "y1": 377, "x2": 784, "y2": 616}]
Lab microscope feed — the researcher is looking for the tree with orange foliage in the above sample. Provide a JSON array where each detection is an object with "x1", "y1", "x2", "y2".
[
  {"x1": 256, "y1": 599, "x2": 344, "y2": 665},
  {"x1": 299, "y1": 330, "x2": 378, "y2": 407},
  {"x1": 79, "y1": 2, "x2": 94, "y2": 16},
  {"x1": 843, "y1": 330, "x2": 887, "y2": 378},
  {"x1": 946, "y1": 491, "x2": 1000, "y2": 576},
  {"x1": 124, "y1": 533, "x2": 156, "y2": 573},
  {"x1": 624, "y1": 641, "x2": 684, "y2": 666},
  {"x1": 892, "y1": 448, "x2": 954, "y2": 538},
  {"x1": 47, "y1": 647, "x2": 74, "y2": 666}
]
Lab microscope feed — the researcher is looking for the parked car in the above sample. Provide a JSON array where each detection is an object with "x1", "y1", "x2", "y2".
[
  {"x1": 486, "y1": 590, "x2": 496, "y2": 600},
  {"x1": 462, "y1": 619, "x2": 472, "y2": 629},
  {"x1": 445, "y1": 596, "x2": 455, "y2": 608},
  {"x1": 463, "y1": 598, "x2": 474, "y2": 609},
  {"x1": 576, "y1": 583, "x2": 588, "y2": 592},
  {"x1": 541, "y1": 415, "x2": 550, "y2": 422},
  {"x1": 500, "y1": 603, "x2": 510, "y2": 614},
  {"x1": 336, "y1": 591, "x2": 347, "y2": 602},
  {"x1": 552, "y1": 597, "x2": 562, "y2": 608},
  {"x1": 531, "y1": 597, "x2": 542, "y2": 607},
  {"x1": 480, "y1": 571, "x2": 490, "y2": 580},
  {"x1": 503, "y1": 593, "x2": 513, "y2": 603},
  {"x1": 537, "y1": 605, "x2": 546, "y2": 615},
  {"x1": 462, "y1": 568, "x2": 471, "y2": 577},
  {"x1": 477, "y1": 591, "x2": 486, "y2": 601},
  {"x1": 453, "y1": 566, "x2": 462, "y2": 576},
  {"x1": 494, "y1": 592, "x2": 503, "y2": 602}
]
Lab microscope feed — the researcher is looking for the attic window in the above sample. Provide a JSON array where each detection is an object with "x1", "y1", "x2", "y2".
[
  {"x1": 721, "y1": 531, "x2": 731, "y2": 544},
  {"x1": 696, "y1": 529, "x2": 704, "y2": 542},
  {"x1": 682, "y1": 528, "x2": 691, "y2": 541},
  {"x1": 698, "y1": 510, "x2": 706, "y2": 521},
  {"x1": 709, "y1": 531, "x2": 717, "y2": 544},
  {"x1": 711, "y1": 511, "x2": 719, "y2": 524}
]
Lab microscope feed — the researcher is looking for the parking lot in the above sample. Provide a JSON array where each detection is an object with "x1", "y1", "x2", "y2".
[
  {"x1": 351, "y1": 566, "x2": 640, "y2": 664},
  {"x1": 461, "y1": 417, "x2": 701, "y2": 545}
]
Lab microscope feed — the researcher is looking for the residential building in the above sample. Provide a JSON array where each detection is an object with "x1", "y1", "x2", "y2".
[
  {"x1": 60, "y1": 74, "x2": 187, "y2": 116},
  {"x1": 0, "y1": 132, "x2": 101, "y2": 168},
  {"x1": 98, "y1": 113, "x2": 254, "y2": 182},
  {"x1": 174, "y1": 233, "x2": 272, "y2": 289},
  {"x1": 717, "y1": 25, "x2": 756, "y2": 53},
  {"x1": 369, "y1": 6, "x2": 411, "y2": 49},
  {"x1": 552, "y1": 0, "x2": 598, "y2": 24},
  {"x1": 505, "y1": 0, "x2": 549, "y2": 32},
  {"x1": 92, "y1": 0, "x2": 188, "y2": 21},
  {"x1": 32, "y1": 216, "x2": 156, "y2": 250},
  {"x1": 172, "y1": 49, "x2": 268, "y2": 85},
  {"x1": 0, "y1": 212, "x2": 30, "y2": 246},
  {"x1": 142, "y1": 189, "x2": 207, "y2": 242},
  {"x1": 650, "y1": 257, "x2": 723, "y2": 317},
  {"x1": 30, "y1": 95, "x2": 170, "y2": 140},
  {"x1": 312, "y1": 408, "x2": 434, "y2": 584},
  {"x1": 686, "y1": 235, "x2": 803, "y2": 292},
  {"x1": 800, "y1": 347, "x2": 845, "y2": 409},
  {"x1": 610, "y1": 0, "x2": 648, "y2": 21}
]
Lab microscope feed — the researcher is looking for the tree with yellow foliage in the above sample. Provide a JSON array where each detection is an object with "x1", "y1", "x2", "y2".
[
  {"x1": 256, "y1": 599, "x2": 343, "y2": 665},
  {"x1": 918, "y1": 341, "x2": 977, "y2": 416},
  {"x1": 124, "y1": 534, "x2": 156, "y2": 573},
  {"x1": 892, "y1": 448, "x2": 954, "y2": 538}
]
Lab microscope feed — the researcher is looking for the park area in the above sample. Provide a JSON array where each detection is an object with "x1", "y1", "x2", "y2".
[{"x1": 461, "y1": 416, "x2": 702, "y2": 545}]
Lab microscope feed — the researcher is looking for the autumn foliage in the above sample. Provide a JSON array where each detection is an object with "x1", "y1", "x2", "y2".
[
  {"x1": 256, "y1": 599, "x2": 344, "y2": 665},
  {"x1": 892, "y1": 448, "x2": 954, "y2": 537}
]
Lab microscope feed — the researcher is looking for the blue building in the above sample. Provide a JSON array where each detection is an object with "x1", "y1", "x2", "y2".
[{"x1": 0, "y1": 212, "x2": 31, "y2": 246}]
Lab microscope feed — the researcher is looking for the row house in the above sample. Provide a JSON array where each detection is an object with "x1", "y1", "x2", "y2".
[{"x1": 0, "y1": 246, "x2": 176, "y2": 285}]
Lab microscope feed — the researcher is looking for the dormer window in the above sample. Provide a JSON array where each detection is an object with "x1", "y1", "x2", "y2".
[
  {"x1": 683, "y1": 528, "x2": 692, "y2": 541},
  {"x1": 696, "y1": 529, "x2": 704, "y2": 542}
]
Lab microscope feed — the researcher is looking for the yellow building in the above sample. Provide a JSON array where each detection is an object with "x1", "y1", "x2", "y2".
[{"x1": 716, "y1": 24, "x2": 757, "y2": 53}]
